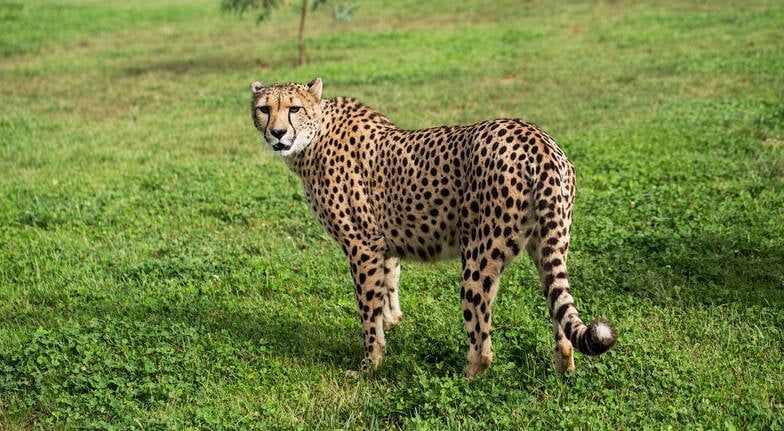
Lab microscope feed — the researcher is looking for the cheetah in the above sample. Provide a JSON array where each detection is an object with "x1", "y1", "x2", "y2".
[{"x1": 250, "y1": 78, "x2": 616, "y2": 376}]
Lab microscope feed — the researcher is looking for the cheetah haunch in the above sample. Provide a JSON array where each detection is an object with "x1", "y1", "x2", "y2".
[{"x1": 250, "y1": 78, "x2": 616, "y2": 376}]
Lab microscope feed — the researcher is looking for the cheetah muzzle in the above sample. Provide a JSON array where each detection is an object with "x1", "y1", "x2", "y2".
[
  {"x1": 272, "y1": 142, "x2": 291, "y2": 152},
  {"x1": 250, "y1": 77, "x2": 617, "y2": 377}
]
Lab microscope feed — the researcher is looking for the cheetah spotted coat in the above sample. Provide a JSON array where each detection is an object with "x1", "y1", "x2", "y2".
[{"x1": 250, "y1": 78, "x2": 616, "y2": 376}]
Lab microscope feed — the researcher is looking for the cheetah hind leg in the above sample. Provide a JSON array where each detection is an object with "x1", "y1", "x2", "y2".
[
  {"x1": 382, "y1": 256, "x2": 403, "y2": 330},
  {"x1": 554, "y1": 328, "x2": 576, "y2": 374}
]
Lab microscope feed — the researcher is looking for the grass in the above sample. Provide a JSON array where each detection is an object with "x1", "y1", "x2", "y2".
[{"x1": 1, "y1": 0, "x2": 783, "y2": 429}]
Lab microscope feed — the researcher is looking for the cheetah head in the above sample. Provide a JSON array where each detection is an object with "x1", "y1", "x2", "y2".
[{"x1": 250, "y1": 77, "x2": 323, "y2": 157}]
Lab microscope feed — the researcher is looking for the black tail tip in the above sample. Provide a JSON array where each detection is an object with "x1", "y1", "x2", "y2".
[{"x1": 586, "y1": 319, "x2": 616, "y2": 355}]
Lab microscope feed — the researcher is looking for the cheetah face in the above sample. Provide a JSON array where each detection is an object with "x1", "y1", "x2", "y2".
[{"x1": 250, "y1": 78, "x2": 323, "y2": 157}]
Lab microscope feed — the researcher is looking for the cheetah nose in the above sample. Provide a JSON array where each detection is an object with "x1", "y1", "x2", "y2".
[{"x1": 270, "y1": 129, "x2": 286, "y2": 139}]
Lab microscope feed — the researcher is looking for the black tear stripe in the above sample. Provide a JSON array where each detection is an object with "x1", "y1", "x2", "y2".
[
  {"x1": 288, "y1": 109, "x2": 298, "y2": 139},
  {"x1": 261, "y1": 111, "x2": 270, "y2": 139}
]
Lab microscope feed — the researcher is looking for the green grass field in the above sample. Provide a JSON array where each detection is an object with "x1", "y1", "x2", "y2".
[{"x1": 1, "y1": 0, "x2": 783, "y2": 429}]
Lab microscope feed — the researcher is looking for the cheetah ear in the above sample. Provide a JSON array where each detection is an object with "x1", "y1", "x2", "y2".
[
  {"x1": 307, "y1": 77, "x2": 322, "y2": 99},
  {"x1": 250, "y1": 81, "x2": 265, "y2": 94}
]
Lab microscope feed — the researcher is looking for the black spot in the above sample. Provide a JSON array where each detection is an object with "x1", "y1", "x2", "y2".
[
  {"x1": 483, "y1": 277, "x2": 493, "y2": 293},
  {"x1": 506, "y1": 237, "x2": 520, "y2": 255}
]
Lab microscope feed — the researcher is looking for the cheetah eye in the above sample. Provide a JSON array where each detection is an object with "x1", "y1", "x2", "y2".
[
  {"x1": 289, "y1": 106, "x2": 301, "y2": 114},
  {"x1": 257, "y1": 106, "x2": 270, "y2": 114}
]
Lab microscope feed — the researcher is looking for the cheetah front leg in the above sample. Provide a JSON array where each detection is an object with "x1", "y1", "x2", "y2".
[
  {"x1": 382, "y1": 256, "x2": 403, "y2": 330},
  {"x1": 347, "y1": 244, "x2": 388, "y2": 372}
]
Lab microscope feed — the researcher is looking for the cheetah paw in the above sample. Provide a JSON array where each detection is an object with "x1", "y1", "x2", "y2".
[{"x1": 383, "y1": 314, "x2": 403, "y2": 330}]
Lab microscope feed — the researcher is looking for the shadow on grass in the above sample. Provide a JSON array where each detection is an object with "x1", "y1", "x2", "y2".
[
  {"x1": 152, "y1": 297, "x2": 362, "y2": 370},
  {"x1": 617, "y1": 230, "x2": 784, "y2": 307}
]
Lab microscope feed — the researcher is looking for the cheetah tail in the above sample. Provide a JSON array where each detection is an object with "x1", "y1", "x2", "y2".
[{"x1": 569, "y1": 318, "x2": 616, "y2": 355}]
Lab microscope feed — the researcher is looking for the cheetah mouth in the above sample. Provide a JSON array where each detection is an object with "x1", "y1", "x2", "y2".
[{"x1": 272, "y1": 143, "x2": 291, "y2": 152}]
